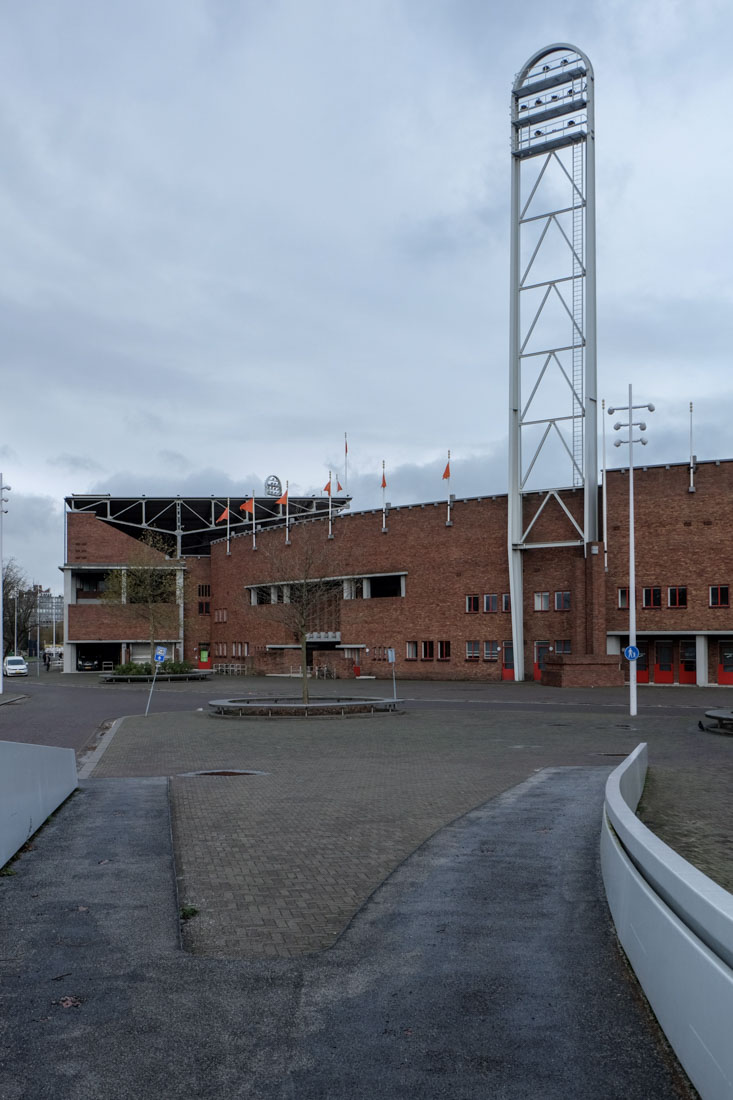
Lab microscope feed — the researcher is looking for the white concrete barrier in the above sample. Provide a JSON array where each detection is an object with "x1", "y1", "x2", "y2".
[
  {"x1": 0, "y1": 740, "x2": 77, "y2": 867},
  {"x1": 601, "y1": 743, "x2": 733, "y2": 1100}
]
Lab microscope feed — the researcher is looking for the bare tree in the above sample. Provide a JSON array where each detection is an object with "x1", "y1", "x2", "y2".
[
  {"x1": 101, "y1": 533, "x2": 181, "y2": 665},
  {"x1": 249, "y1": 541, "x2": 340, "y2": 702},
  {"x1": 2, "y1": 560, "x2": 36, "y2": 657}
]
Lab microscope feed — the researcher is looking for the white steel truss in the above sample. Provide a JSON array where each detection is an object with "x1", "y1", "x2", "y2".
[{"x1": 508, "y1": 44, "x2": 597, "y2": 680}]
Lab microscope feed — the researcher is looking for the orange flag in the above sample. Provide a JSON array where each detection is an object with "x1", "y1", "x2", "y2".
[
  {"x1": 240, "y1": 498, "x2": 255, "y2": 514},
  {"x1": 217, "y1": 508, "x2": 230, "y2": 522},
  {"x1": 276, "y1": 490, "x2": 288, "y2": 506},
  {"x1": 323, "y1": 480, "x2": 331, "y2": 496},
  {"x1": 381, "y1": 470, "x2": 387, "y2": 489},
  {"x1": 336, "y1": 480, "x2": 343, "y2": 493},
  {"x1": 442, "y1": 461, "x2": 450, "y2": 480}
]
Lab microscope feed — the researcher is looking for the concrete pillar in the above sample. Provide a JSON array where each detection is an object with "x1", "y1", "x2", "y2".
[{"x1": 696, "y1": 634, "x2": 709, "y2": 687}]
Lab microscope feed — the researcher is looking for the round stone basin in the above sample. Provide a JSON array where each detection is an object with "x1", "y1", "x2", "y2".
[{"x1": 208, "y1": 696, "x2": 401, "y2": 718}]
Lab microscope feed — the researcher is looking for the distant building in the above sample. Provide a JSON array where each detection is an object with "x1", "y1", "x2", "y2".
[{"x1": 61, "y1": 460, "x2": 733, "y2": 686}]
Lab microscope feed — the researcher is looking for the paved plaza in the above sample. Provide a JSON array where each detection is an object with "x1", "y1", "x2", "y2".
[{"x1": 1, "y1": 677, "x2": 727, "y2": 1096}]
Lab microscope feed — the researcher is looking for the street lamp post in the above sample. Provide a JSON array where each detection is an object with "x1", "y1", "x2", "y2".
[
  {"x1": 0, "y1": 475, "x2": 11, "y2": 696},
  {"x1": 608, "y1": 386, "x2": 654, "y2": 717}
]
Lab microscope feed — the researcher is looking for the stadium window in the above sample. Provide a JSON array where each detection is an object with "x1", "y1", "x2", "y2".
[
  {"x1": 642, "y1": 587, "x2": 661, "y2": 609},
  {"x1": 618, "y1": 588, "x2": 629, "y2": 609},
  {"x1": 405, "y1": 641, "x2": 417, "y2": 660},
  {"x1": 466, "y1": 641, "x2": 480, "y2": 661},
  {"x1": 197, "y1": 584, "x2": 211, "y2": 598},
  {"x1": 484, "y1": 593, "x2": 498, "y2": 613},
  {"x1": 554, "y1": 591, "x2": 570, "y2": 611},
  {"x1": 710, "y1": 585, "x2": 729, "y2": 608},
  {"x1": 555, "y1": 639, "x2": 571, "y2": 655},
  {"x1": 421, "y1": 640, "x2": 434, "y2": 661},
  {"x1": 534, "y1": 592, "x2": 550, "y2": 612},
  {"x1": 484, "y1": 641, "x2": 499, "y2": 662},
  {"x1": 668, "y1": 587, "x2": 687, "y2": 608},
  {"x1": 437, "y1": 640, "x2": 451, "y2": 661},
  {"x1": 465, "y1": 595, "x2": 479, "y2": 613},
  {"x1": 198, "y1": 601, "x2": 210, "y2": 615},
  {"x1": 502, "y1": 593, "x2": 511, "y2": 612}
]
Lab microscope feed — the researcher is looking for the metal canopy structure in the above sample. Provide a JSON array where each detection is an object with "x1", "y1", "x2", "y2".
[
  {"x1": 507, "y1": 43, "x2": 598, "y2": 681},
  {"x1": 65, "y1": 494, "x2": 350, "y2": 558}
]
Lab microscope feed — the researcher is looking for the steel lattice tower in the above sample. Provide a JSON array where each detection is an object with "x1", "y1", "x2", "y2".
[{"x1": 507, "y1": 44, "x2": 597, "y2": 681}]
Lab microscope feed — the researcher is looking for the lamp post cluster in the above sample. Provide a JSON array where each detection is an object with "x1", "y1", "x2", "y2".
[{"x1": 608, "y1": 387, "x2": 654, "y2": 717}]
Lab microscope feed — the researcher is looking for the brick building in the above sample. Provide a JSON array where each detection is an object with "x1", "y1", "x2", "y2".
[{"x1": 62, "y1": 459, "x2": 733, "y2": 686}]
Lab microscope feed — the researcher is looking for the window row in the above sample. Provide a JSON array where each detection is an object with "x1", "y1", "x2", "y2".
[
  {"x1": 213, "y1": 641, "x2": 249, "y2": 658},
  {"x1": 405, "y1": 640, "x2": 545, "y2": 662},
  {"x1": 618, "y1": 586, "x2": 730, "y2": 609},
  {"x1": 214, "y1": 608, "x2": 228, "y2": 622},
  {"x1": 465, "y1": 594, "x2": 511, "y2": 613},
  {"x1": 533, "y1": 591, "x2": 570, "y2": 612}
]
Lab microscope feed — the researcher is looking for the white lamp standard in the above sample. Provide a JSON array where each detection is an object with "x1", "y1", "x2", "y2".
[
  {"x1": 0, "y1": 475, "x2": 11, "y2": 695},
  {"x1": 608, "y1": 387, "x2": 654, "y2": 717}
]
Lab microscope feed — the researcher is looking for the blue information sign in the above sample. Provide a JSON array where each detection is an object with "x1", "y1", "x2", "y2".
[
  {"x1": 624, "y1": 645, "x2": 640, "y2": 661},
  {"x1": 154, "y1": 646, "x2": 167, "y2": 664}
]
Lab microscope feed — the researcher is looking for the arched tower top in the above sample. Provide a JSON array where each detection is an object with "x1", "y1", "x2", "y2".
[{"x1": 512, "y1": 44, "x2": 594, "y2": 160}]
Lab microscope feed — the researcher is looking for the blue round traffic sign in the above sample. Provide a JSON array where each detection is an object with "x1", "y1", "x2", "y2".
[{"x1": 624, "y1": 645, "x2": 640, "y2": 661}]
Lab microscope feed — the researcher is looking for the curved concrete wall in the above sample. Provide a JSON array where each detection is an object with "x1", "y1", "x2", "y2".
[
  {"x1": 0, "y1": 740, "x2": 77, "y2": 867},
  {"x1": 601, "y1": 743, "x2": 733, "y2": 1100}
]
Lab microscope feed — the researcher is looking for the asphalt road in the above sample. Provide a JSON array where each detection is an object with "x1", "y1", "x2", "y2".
[{"x1": 0, "y1": 672, "x2": 718, "y2": 754}]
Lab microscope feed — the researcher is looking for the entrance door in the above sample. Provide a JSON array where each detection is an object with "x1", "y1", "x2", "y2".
[
  {"x1": 533, "y1": 641, "x2": 550, "y2": 682},
  {"x1": 502, "y1": 642, "x2": 514, "y2": 682},
  {"x1": 653, "y1": 641, "x2": 674, "y2": 684},
  {"x1": 198, "y1": 644, "x2": 212, "y2": 670},
  {"x1": 636, "y1": 644, "x2": 649, "y2": 684},
  {"x1": 718, "y1": 642, "x2": 733, "y2": 685},
  {"x1": 679, "y1": 640, "x2": 696, "y2": 685}
]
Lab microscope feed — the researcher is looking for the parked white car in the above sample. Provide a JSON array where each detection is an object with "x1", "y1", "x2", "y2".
[{"x1": 4, "y1": 655, "x2": 28, "y2": 676}]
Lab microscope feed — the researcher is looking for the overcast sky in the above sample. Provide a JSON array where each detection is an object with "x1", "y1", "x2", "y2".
[{"x1": 2, "y1": 0, "x2": 732, "y2": 590}]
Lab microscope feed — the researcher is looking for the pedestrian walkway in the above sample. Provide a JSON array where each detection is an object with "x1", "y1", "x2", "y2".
[{"x1": 0, "y1": 760, "x2": 694, "y2": 1098}]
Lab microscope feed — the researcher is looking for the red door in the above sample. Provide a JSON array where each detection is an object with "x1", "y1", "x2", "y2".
[
  {"x1": 653, "y1": 641, "x2": 674, "y2": 684},
  {"x1": 679, "y1": 640, "x2": 696, "y2": 685},
  {"x1": 502, "y1": 642, "x2": 514, "y2": 681},
  {"x1": 635, "y1": 644, "x2": 649, "y2": 684},
  {"x1": 533, "y1": 641, "x2": 550, "y2": 682},
  {"x1": 718, "y1": 642, "x2": 733, "y2": 685}
]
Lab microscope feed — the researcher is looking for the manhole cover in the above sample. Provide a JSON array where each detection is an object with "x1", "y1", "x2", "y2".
[{"x1": 177, "y1": 769, "x2": 267, "y2": 777}]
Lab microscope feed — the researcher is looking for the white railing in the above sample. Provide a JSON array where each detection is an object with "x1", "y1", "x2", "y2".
[
  {"x1": 0, "y1": 740, "x2": 77, "y2": 867},
  {"x1": 601, "y1": 743, "x2": 733, "y2": 1100}
]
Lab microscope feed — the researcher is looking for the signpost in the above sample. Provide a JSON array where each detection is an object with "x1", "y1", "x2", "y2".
[
  {"x1": 623, "y1": 645, "x2": 640, "y2": 662},
  {"x1": 145, "y1": 646, "x2": 167, "y2": 717},
  {"x1": 387, "y1": 647, "x2": 396, "y2": 700}
]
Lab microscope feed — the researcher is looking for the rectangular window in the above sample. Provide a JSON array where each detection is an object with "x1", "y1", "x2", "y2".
[
  {"x1": 197, "y1": 584, "x2": 211, "y2": 598},
  {"x1": 668, "y1": 587, "x2": 687, "y2": 608},
  {"x1": 437, "y1": 640, "x2": 451, "y2": 660},
  {"x1": 502, "y1": 593, "x2": 511, "y2": 612},
  {"x1": 534, "y1": 592, "x2": 550, "y2": 612},
  {"x1": 421, "y1": 640, "x2": 434, "y2": 661},
  {"x1": 406, "y1": 641, "x2": 417, "y2": 660},
  {"x1": 484, "y1": 641, "x2": 499, "y2": 662},
  {"x1": 554, "y1": 591, "x2": 570, "y2": 611},
  {"x1": 710, "y1": 585, "x2": 729, "y2": 607},
  {"x1": 618, "y1": 588, "x2": 629, "y2": 609},
  {"x1": 466, "y1": 641, "x2": 480, "y2": 661},
  {"x1": 465, "y1": 595, "x2": 479, "y2": 613},
  {"x1": 198, "y1": 601, "x2": 210, "y2": 615},
  {"x1": 642, "y1": 587, "x2": 661, "y2": 609},
  {"x1": 483, "y1": 593, "x2": 498, "y2": 613},
  {"x1": 555, "y1": 639, "x2": 571, "y2": 655}
]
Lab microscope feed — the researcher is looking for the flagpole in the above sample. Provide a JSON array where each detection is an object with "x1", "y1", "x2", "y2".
[
  {"x1": 226, "y1": 496, "x2": 231, "y2": 555},
  {"x1": 344, "y1": 432, "x2": 348, "y2": 494},
  {"x1": 602, "y1": 401, "x2": 608, "y2": 571},
  {"x1": 252, "y1": 489, "x2": 256, "y2": 550},
  {"x1": 381, "y1": 461, "x2": 386, "y2": 533},
  {"x1": 445, "y1": 449, "x2": 451, "y2": 525},
  {"x1": 328, "y1": 470, "x2": 333, "y2": 539},
  {"x1": 285, "y1": 481, "x2": 290, "y2": 544}
]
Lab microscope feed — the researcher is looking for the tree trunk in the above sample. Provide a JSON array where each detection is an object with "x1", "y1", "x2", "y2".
[{"x1": 301, "y1": 633, "x2": 309, "y2": 703}]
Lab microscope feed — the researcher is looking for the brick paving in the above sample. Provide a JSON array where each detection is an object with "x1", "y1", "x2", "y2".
[{"x1": 89, "y1": 694, "x2": 733, "y2": 960}]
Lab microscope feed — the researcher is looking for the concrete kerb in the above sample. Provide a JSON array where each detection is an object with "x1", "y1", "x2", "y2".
[{"x1": 77, "y1": 715, "x2": 128, "y2": 779}]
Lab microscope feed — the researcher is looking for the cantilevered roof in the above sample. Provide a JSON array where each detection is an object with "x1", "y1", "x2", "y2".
[{"x1": 65, "y1": 494, "x2": 350, "y2": 557}]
